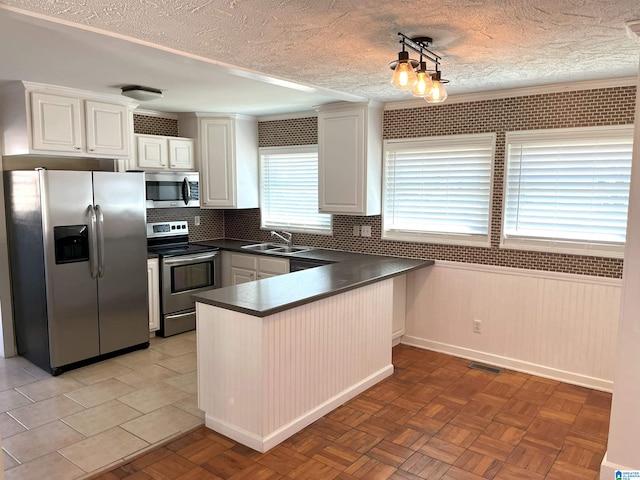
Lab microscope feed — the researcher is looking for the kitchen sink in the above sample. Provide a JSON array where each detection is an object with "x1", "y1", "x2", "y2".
[
  {"x1": 241, "y1": 243, "x2": 313, "y2": 255},
  {"x1": 269, "y1": 246, "x2": 312, "y2": 254},
  {"x1": 241, "y1": 243, "x2": 282, "y2": 251}
]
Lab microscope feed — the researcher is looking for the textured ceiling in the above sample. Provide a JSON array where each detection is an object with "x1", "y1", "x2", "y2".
[{"x1": 1, "y1": 0, "x2": 639, "y2": 112}]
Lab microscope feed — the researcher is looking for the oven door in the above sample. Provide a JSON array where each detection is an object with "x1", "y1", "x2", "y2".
[{"x1": 161, "y1": 251, "x2": 220, "y2": 314}]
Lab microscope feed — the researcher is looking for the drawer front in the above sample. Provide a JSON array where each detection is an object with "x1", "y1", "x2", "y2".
[
  {"x1": 259, "y1": 257, "x2": 290, "y2": 275},
  {"x1": 231, "y1": 253, "x2": 258, "y2": 270}
]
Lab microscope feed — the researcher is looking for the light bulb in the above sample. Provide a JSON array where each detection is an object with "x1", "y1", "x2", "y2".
[
  {"x1": 410, "y1": 62, "x2": 433, "y2": 97},
  {"x1": 390, "y1": 51, "x2": 417, "y2": 90},
  {"x1": 425, "y1": 72, "x2": 448, "y2": 103}
]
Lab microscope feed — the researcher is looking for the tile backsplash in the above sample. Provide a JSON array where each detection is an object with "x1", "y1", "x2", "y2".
[
  {"x1": 133, "y1": 114, "x2": 179, "y2": 137},
  {"x1": 227, "y1": 85, "x2": 635, "y2": 279},
  {"x1": 146, "y1": 208, "x2": 224, "y2": 242},
  {"x1": 138, "y1": 85, "x2": 635, "y2": 278}
]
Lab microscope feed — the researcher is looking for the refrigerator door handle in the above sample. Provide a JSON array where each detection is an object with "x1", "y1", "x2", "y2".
[
  {"x1": 182, "y1": 177, "x2": 191, "y2": 205},
  {"x1": 88, "y1": 205, "x2": 99, "y2": 279},
  {"x1": 95, "y1": 204, "x2": 106, "y2": 278}
]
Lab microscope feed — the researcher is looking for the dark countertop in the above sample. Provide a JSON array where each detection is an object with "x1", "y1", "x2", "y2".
[{"x1": 192, "y1": 239, "x2": 433, "y2": 318}]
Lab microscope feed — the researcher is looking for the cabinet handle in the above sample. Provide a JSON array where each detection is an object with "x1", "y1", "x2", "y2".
[
  {"x1": 75, "y1": 146, "x2": 82, "y2": 150},
  {"x1": 89, "y1": 148, "x2": 94, "y2": 151}
]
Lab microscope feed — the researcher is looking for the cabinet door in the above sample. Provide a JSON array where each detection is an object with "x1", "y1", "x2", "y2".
[
  {"x1": 169, "y1": 138, "x2": 195, "y2": 170},
  {"x1": 30, "y1": 92, "x2": 82, "y2": 152},
  {"x1": 147, "y1": 258, "x2": 160, "y2": 332},
  {"x1": 200, "y1": 118, "x2": 235, "y2": 207},
  {"x1": 318, "y1": 108, "x2": 365, "y2": 214},
  {"x1": 85, "y1": 101, "x2": 129, "y2": 156},
  {"x1": 231, "y1": 267, "x2": 256, "y2": 285},
  {"x1": 136, "y1": 135, "x2": 168, "y2": 169}
]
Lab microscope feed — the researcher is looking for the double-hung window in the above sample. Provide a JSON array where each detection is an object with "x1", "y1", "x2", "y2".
[
  {"x1": 259, "y1": 145, "x2": 332, "y2": 234},
  {"x1": 502, "y1": 125, "x2": 634, "y2": 257},
  {"x1": 383, "y1": 133, "x2": 496, "y2": 247}
]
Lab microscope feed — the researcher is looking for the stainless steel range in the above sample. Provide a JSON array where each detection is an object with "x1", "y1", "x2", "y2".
[{"x1": 147, "y1": 221, "x2": 220, "y2": 337}]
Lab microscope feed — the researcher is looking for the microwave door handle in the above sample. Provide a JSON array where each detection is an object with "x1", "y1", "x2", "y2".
[
  {"x1": 95, "y1": 204, "x2": 106, "y2": 278},
  {"x1": 87, "y1": 205, "x2": 99, "y2": 279},
  {"x1": 182, "y1": 177, "x2": 191, "y2": 205}
]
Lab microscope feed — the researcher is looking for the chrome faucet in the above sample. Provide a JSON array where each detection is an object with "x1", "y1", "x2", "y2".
[{"x1": 271, "y1": 230, "x2": 293, "y2": 247}]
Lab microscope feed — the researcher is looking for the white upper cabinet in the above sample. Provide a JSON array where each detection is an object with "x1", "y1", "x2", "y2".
[
  {"x1": 136, "y1": 135, "x2": 168, "y2": 169},
  {"x1": 0, "y1": 81, "x2": 135, "y2": 159},
  {"x1": 169, "y1": 138, "x2": 195, "y2": 170},
  {"x1": 84, "y1": 100, "x2": 129, "y2": 156},
  {"x1": 317, "y1": 102, "x2": 383, "y2": 216},
  {"x1": 30, "y1": 92, "x2": 82, "y2": 152},
  {"x1": 132, "y1": 134, "x2": 195, "y2": 171},
  {"x1": 179, "y1": 113, "x2": 258, "y2": 209}
]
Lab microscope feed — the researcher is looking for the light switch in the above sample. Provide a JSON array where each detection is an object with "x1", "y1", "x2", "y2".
[
  {"x1": 353, "y1": 225, "x2": 361, "y2": 236},
  {"x1": 194, "y1": 215, "x2": 201, "y2": 226}
]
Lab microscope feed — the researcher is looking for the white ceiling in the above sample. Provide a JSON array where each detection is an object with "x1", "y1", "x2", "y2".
[{"x1": 0, "y1": 1, "x2": 639, "y2": 116}]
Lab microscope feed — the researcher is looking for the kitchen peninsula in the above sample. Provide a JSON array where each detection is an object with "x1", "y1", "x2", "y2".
[{"x1": 193, "y1": 240, "x2": 432, "y2": 452}]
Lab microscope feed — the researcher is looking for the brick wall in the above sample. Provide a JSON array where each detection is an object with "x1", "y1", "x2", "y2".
[{"x1": 225, "y1": 86, "x2": 636, "y2": 278}]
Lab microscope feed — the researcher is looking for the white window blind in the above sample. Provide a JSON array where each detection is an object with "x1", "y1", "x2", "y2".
[
  {"x1": 383, "y1": 133, "x2": 495, "y2": 247},
  {"x1": 503, "y1": 125, "x2": 634, "y2": 257},
  {"x1": 260, "y1": 146, "x2": 332, "y2": 234}
]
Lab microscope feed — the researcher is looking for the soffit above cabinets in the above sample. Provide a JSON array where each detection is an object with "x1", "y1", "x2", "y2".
[{"x1": 0, "y1": 1, "x2": 638, "y2": 115}]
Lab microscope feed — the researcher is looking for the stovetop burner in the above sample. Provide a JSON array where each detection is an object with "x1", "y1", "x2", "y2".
[{"x1": 148, "y1": 243, "x2": 217, "y2": 257}]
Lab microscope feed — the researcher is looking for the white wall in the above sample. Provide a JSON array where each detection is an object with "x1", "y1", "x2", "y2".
[
  {"x1": 600, "y1": 61, "x2": 640, "y2": 475},
  {"x1": 404, "y1": 261, "x2": 621, "y2": 391}
]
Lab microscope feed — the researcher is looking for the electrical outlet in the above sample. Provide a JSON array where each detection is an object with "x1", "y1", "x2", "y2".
[
  {"x1": 194, "y1": 215, "x2": 200, "y2": 226},
  {"x1": 361, "y1": 225, "x2": 372, "y2": 237},
  {"x1": 473, "y1": 319, "x2": 482, "y2": 334},
  {"x1": 353, "y1": 225, "x2": 361, "y2": 236}
]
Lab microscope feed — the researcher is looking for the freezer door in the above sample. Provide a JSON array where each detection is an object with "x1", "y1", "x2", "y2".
[
  {"x1": 92, "y1": 172, "x2": 149, "y2": 354},
  {"x1": 41, "y1": 170, "x2": 100, "y2": 367}
]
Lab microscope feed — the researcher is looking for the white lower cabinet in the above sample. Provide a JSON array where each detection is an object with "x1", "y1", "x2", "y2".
[
  {"x1": 147, "y1": 258, "x2": 160, "y2": 333},
  {"x1": 257, "y1": 256, "x2": 290, "y2": 279},
  {"x1": 231, "y1": 268, "x2": 257, "y2": 285},
  {"x1": 229, "y1": 252, "x2": 289, "y2": 286}
]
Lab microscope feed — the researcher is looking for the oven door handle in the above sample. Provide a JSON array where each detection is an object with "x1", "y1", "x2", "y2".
[{"x1": 162, "y1": 251, "x2": 218, "y2": 266}]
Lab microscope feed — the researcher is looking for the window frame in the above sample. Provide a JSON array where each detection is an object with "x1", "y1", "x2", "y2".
[
  {"x1": 259, "y1": 145, "x2": 332, "y2": 236},
  {"x1": 382, "y1": 133, "x2": 496, "y2": 247},
  {"x1": 500, "y1": 125, "x2": 634, "y2": 258}
]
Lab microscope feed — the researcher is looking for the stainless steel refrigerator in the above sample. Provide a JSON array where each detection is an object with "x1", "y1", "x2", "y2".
[{"x1": 5, "y1": 169, "x2": 149, "y2": 375}]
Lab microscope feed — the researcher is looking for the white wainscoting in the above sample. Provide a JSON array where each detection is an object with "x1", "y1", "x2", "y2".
[
  {"x1": 403, "y1": 261, "x2": 622, "y2": 391},
  {"x1": 197, "y1": 278, "x2": 394, "y2": 452}
]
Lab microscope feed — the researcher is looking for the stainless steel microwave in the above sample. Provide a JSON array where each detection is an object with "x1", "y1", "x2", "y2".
[{"x1": 145, "y1": 172, "x2": 200, "y2": 208}]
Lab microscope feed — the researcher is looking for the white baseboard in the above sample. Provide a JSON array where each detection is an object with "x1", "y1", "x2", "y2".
[
  {"x1": 205, "y1": 364, "x2": 394, "y2": 453},
  {"x1": 600, "y1": 452, "x2": 640, "y2": 478},
  {"x1": 402, "y1": 336, "x2": 613, "y2": 392}
]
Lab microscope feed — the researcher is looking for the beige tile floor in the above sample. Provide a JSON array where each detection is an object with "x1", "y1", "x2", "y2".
[{"x1": 0, "y1": 332, "x2": 203, "y2": 480}]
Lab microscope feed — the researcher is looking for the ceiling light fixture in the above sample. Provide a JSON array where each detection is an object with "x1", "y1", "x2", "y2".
[
  {"x1": 389, "y1": 33, "x2": 448, "y2": 103},
  {"x1": 120, "y1": 84, "x2": 163, "y2": 101}
]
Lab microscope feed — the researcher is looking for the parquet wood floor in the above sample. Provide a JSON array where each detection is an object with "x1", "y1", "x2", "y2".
[{"x1": 93, "y1": 345, "x2": 611, "y2": 480}]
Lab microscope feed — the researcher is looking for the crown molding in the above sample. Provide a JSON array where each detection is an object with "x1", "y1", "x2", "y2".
[
  {"x1": 133, "y1": 109, "x2": 179, "y2": 119},
  {"x1": 384, "y1": 76, "x2": 638, "y2": 110},
  {"x1": 257, "y1": 110, "x2": 318, "y2": 122}
]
